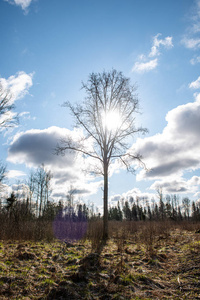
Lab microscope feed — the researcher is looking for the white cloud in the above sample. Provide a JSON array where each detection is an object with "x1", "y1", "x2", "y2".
[
  {"x1": 19, "y1": 111, "x2": 36, "y2": 121},
  {"x1": 11, "y1": 182, "x2": 30, "y2": 201},
  {"x1": 19, "y1": 111, "x2": 30, "y2": 118},
  {"x1": 0, "y1": 183, "x2": 12, "y2": 199},
  {"x1": 133, "y1": 94, "x2": 200, "y2": 182},
  {"x1": 132, "y1": 59, "x2": 158, "y2": 73},
  {"x1": 182, "y1": 37, "x2": 200, "y2": 49},
  {"x1": 149, "y1": 34, "x2": 173, "y2": 57},
  {"x1": 122, "y1": 188, "x2": 154, "y2": 202},
  {"x1": 190, "y1": 56, "x2": 200, "y2": 65},
  {"x1": 4, "y1": 0, "x2": 33, "y2": 12},
  {"x1": 7, "y1": 126, "x2": 103, "y2": 200},
  {"x1": 150, "y1": 176, "x2": 200, "y2": 194},
  {"x1": 149, "y1": 175, "x2": 200, "y2": 196},
  {"x1": 190, "y1": 0, "x2": 200, "y2": 33},
  {"x1": 8, "y1": 126, "x2": 81, "y2": 168},
  {"x1": 109, "y1": 188, "x2": 156, "y2": 206},
  {"x1": 182, "y1": 1, "x2": 200, "y2": 50},
  {"x1": 132, "y1": 33, "x2": 173, "y2": 73},
  {"x1": 188, "y1": 175, "x2": 200, "y2": 186},
  {"x1": 110, "y1": 194, "x2": 121, "y2": 203},
  {"x1": 0, "y1": 71, "x2": 33, "y2": 103},
  {"x1": 6, "y1": 169, "x2": 26, "y2": 178},
  {"x1": 194, "y1": 192, "x2": 200, "y2": 199},
  {"x1": 189, "y1": 76, "x2": 200, "y2": 89}
]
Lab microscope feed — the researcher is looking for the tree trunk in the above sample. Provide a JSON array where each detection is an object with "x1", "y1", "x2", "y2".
[{"x1": 103, "y1": 162, "x2": 108, "y2": 240}]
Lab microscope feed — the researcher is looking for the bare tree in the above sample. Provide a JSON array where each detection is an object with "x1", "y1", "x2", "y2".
[
  {"x1": 56, "y1": 69, "x2": 147, "y2": 239},
  {"x1": 26, "y1": 171, "x2": 35, "y2": 211},
  {"x1": 32, "y1": 165, "x2": 53, "y2": 217},
  {"x1": 66, "y1": 184, "x2": 76, "y2": 208},
  {"x1": 182, "y1": 197, "x2": 190, "y2": 220},
  {"x1": 0, "y1": 84, "x2": 18, "y2": 206},
  {"x1": 0, "y1": 161, "x2": 7, "y2": 209},
  {"x1": 0, "y1": 83, "x2": 18, "y2": 129},
  {"x1": 0, "y1": 162, "x2": 6, "y2": 184}
]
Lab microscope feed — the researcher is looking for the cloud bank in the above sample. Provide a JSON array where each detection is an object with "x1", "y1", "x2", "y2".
[
  {"x1": 7, "y1": 126, "x2": 103, "y2": 200},
  {"x1": 150, "y1": 175, "x2": 200, "y2": 195},
  {"x1": 135, "y1": 93, "x2": 200, "y2": 181},
  {"x1": 128, "y1": 77, "x2": 200, "y2": 195}
]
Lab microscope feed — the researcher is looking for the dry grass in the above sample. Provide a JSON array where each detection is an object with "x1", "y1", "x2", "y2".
[
  {"x1": 0, "y1": 220, "x2": 200, "y2": 299},
  {"x1": 0, "y1": 216, "x2": 54, "y2": 241}
]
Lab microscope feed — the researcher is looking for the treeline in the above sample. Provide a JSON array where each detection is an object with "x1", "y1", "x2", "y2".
[
  {"x1": 0, "y1": 190, "x2": 91, "y2": 223},
  {"x1": 0, "y1": 189, "x2": 91, "y2": 240},
  {"x1": 0, "y1": 165, "x2": 93, "y2": 240},
  {"x1": 109, "y1": 193, "x2": 200, "y2": 222},
  {"x1": 1, "y1": 164, "x2": 200, "y2": 239},
  {"x1": 1, "y1": 164, "x2": 200, "y2": 224},
  {"x1": 0, "y1": 165, "x2": 92, "y2": 222}
]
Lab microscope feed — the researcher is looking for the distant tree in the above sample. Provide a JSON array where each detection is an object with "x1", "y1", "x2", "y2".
[
  {"x1": 117, "y1": 201, "x2": 123, "y2": 221},
  {"x1": 77, "y1": 204, "x2": 86, "y2": 221},
  {"x1": 0, "y1": 84, "x2": 18, "y2": 207},
  {"x1": 192, "y1": 201, "x2": 200, "y2": 222},
  {"x1": 82, "y1": 203, "x2": 89, "y2": 220},
  {"x1": 108, "y1": 202, "x2": 123, "y2": 221},
  {"x1": 154, "y1": 203, "x2": 159, "y2": 220},
  {"x1": 165, "y1": 195, "x2": 172, "y2": 219},
  {"x1": 147, "y1": 205, "x2": 152, "y2": 220},
  {"x1": 191, "y1": 201, "x2": 197, "y2": 221},
  {"x1": 177, "y1": 206, "x2": 183, "y2": 221},
  {"x1": 157, "y1": 188, "x2": 165, "y2": 220},
  {"x1": 66, "y1": 185, "x2": 76, "y2": 208},
  {"x1": 123, "y1": 200, "x2": 132, "y2": 220},
  {"x1": 6, "y1": 191, "x2": 17, "y2": 212},
  {"x1": 26, "y1": 171, "x2": 36, "y2": 211},
  {"x1": 32, "y1": 165, "x2": 53, "y2": 217},
  {"x1": 0, "y1": 162, "x2": 6, "y2": 183},
  {"x1": 131, "y1": 202, "x2": 138, "y2": 221},
  {"x1": 182, "y1": 197, "x2": 190, "y2": 220},
  {"x1": 42, "y1": 200, "x2": 61, "y2": 221},
  {"x1": 0, "y1": 162, "x2": 6, "y2": 204},
  {"x1": 0, "y1": 84, "x2": 19, "y2": 207},
  {"x1": 138, "y1": 205, "x2": 146, "y2": 220},
  {"x1": 56, "y1": 69, "x2": 147, "y2": 239},
  {"x1": 171, "y1": 194, "x2": 179, "y2": 220}
]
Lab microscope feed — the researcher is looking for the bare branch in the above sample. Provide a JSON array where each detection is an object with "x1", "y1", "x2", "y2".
[
  {"x1": 0, "y1": 84, "x2": 18, "y2": 130},
  {"x1": 56, "y1": 69, "x2": 147, "y2": 239},
  {"x1": 55, "y1": 141, "x2": 103, "y2": 163}
]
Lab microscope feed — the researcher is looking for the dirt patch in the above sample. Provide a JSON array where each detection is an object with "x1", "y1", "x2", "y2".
[{"x1": 16, "y1": 251, "x2": 37, "y2": 261}]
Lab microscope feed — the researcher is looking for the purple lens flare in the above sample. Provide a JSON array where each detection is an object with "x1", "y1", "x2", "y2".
[{"x1": 53, "y1": 207, "x2": 88, "y2": 242}]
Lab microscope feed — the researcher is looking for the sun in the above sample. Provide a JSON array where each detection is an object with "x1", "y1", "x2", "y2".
[{"x1": 102, "y1": 110, "x2": 122, "y2": 132}]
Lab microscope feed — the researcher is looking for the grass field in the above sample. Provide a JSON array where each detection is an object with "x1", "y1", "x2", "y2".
[{"x1": 0, "y1": 221, "x2": 200, "y2": 299}]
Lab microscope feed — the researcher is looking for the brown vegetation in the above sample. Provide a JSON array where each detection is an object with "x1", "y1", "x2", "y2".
[{"x1": 0, "y1": 220, "x2": 200, "y2": 299}]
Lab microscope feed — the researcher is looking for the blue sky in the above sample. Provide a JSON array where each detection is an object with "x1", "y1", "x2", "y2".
[{"x1": 1, "y1": 0, "x2": 200, "y2": 210}]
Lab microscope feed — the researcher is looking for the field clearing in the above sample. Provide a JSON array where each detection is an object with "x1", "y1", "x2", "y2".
[{"x1": 0, "y1": 222, "x2": 200, "y2": 299}]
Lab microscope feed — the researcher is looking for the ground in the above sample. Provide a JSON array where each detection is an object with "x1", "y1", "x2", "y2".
[{"x1": 0, "y1": 223, "x2": 200, "y2": 299}]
